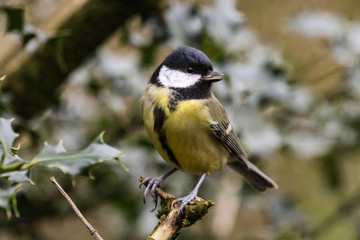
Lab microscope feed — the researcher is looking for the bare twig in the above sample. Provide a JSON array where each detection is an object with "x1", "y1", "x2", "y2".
[
  {"x1": 139, "y1": 177, "x2": 214, "y2": 240},
  {"x1": 50, "y1": 176, "x2": 104, "y2": 240}
]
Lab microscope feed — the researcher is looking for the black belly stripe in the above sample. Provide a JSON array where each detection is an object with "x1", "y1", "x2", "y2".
[
  {"x1": 153, "y1": 106, "x2": 181, "y2": 168},
  {"x1": 153, "y1": 106, "x2": 166, "y2": 133}
]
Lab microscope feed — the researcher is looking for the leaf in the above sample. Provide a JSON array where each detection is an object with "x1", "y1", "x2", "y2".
[
  {"x1": 1, "y1": 170, "x2": 30, "y2": 183},
  {"x1": 0, "y1": 118, "x2": 124, "y2": 218},
  {"x1": 0, "y1": 153, "x2": 31, "y2": 218},
  {"x1": 0, "y1": 184, "x2": 22, "y2": 218},
  {"x1": 0, "y1": 6, "x2": 24, "y2": 32},
  {"x1": 1, "y1": 153, "x2": 31, "y2": 183},
  {"x1": 0, "y1": 118, "x2": 18, "y2": 157},
  {"x1": 3, "y1": 151, "x2": 24, "y2": 166},
  {"x1": 0, "y1": 154, "x2": 31, "y2": 183},
  {"x1": 27, "y1": 132, "x2": 123, "y2": 176}
]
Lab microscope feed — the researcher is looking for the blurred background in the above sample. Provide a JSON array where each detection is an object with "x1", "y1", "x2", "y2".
[{"x1": 1, "y1": 0, "x2": 360, "y2": 239}]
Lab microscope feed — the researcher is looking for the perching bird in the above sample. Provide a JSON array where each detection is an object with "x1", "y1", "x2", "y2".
[{"x1": 140, "y1": 46, "x2": 278, "y2": 212}]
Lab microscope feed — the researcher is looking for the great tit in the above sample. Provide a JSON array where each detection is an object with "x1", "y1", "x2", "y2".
[{"x1": 140, "y1": 46, "x2": 278, "y2": 212}]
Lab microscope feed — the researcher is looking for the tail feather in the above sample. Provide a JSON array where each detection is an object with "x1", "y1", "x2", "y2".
[{"x1": 228, "y1": 161, "x2": 278, "y2": 192}]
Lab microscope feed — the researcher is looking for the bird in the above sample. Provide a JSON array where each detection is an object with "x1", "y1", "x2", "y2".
[{"x1": 140, "y1": 46, "x2": 278, "y2": 213}]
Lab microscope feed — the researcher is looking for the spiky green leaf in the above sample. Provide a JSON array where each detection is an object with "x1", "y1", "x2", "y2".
[
  {"x1": 0, "y1": 184, "x2": 22, "y2": 218},
  {"x1": 28, "y1": 132, "x2": 123, "y2": 176},
  {"x1": 0, "y1": 118, "x2": 124, "y2": 218},
  {"x1": 0, "y1": 118, "x2": 18, "y2": 157}
]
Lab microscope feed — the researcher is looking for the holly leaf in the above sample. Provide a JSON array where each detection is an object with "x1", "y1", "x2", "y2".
[
  {"x1": 0, "y1": 154, "x2": 31, "y2": 184},
  {"x1": 0, "y1": 184, "x2": 22, "y2": 218},
  {"x1": 0, "y1": 6, "x2": 24, "y2": 32},
  {"x1": 0, "y1": 148, "x2": 31, "y2": 218},
  {"x1": 0, "y1": 117, "x2": 125, "y2": 218},
  {"x1": 2, "y1": 152, "x2": 24, "y2": 167},
  {"x1": 0, "y1": 157, "x2": 30, "y2": 184},
  {"x1": 0, "y1": 118, "x2": 18, "y2": 157},
  {"x1": 1, "y1": 170, "x2": 30, "y2": 183},
  {"x1": 26, "y1": 132, "x2": 124, "y2": 176}
]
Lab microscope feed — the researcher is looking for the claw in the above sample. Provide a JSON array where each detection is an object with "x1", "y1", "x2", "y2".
[
  {"x1": 173, "y1": 173, "x2": 207, "y2": 215},
  {"x1": 139, "y1": 177, "x2": 163, "y2": 205},
  {"x1": 150, "y1": 197, "x2": 158, "y2": 212},
  {"x1": 139, "y1": 168, "x2": 178, "y2": 211},
  {"x1": 151, "y1": 181, "x2": 158, "y2": 198},
  {"x1": 139, "y1": 177, "x2": 152, "y2": 203},
  {"x1": 173, "y1": 189, "x2": 199, "y2": 214}
]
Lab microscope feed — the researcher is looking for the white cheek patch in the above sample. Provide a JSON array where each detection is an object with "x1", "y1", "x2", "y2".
[{"x1": 158, "y1": 65, "x2": 201, "y2": 88}]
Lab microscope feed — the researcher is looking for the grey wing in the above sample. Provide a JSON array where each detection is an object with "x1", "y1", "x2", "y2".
[
  {"x1": 210, "y1": 122, "x2": 278, "y2": 191},
  {"x1": 207, "y1": 97, "x2": 278, "y2": 191},
  {"x1": 210, "y1": 122, "x2": 250, "y2": 170}
]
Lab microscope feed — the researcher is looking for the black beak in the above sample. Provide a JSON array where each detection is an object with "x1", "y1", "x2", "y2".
[{"x1": 200, "y1": 71, "x2": 224, "y2": 82}]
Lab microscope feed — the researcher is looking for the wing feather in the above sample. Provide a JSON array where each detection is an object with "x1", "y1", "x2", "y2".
[
  {"x1": 205, "y1": 96, "x2": 250, "y2": 170},
  {"x1": 210, "y1": 122, "x2": 250, "y2": 170},
  {"x1": 205, "y1": 95, "x2": 278, "y2": 191}
]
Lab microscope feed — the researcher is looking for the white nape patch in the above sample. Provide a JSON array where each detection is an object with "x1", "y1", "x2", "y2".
[{"x1": 158, "y1": 65, "x2": 201, "y2": 88}]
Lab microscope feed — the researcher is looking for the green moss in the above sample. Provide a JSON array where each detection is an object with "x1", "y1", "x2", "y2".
[{"x1": 182, "y1": 200, "x2": 215, "y2": 227}]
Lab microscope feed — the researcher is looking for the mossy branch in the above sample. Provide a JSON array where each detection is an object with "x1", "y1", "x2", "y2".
[{"x1": 139, "y1": 177, "x2": 214, "y2": 240}]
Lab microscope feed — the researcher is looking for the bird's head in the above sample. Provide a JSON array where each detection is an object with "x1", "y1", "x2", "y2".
[{"x1": 151, "y1": 46, "x2": 223, "y2": 89}]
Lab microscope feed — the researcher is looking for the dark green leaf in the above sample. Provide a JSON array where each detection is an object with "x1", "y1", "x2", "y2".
[
  {"x1": 1, "y1": 170, "x2": 30, "y2": 183},
  {"x1": 0, "y1": 184, "x2": 22, "y2": 218},
  {"x1": 0, "y1": 154, "x2": 31, "y2": 183},
  {"x1": 0, "y1": 117, "x2": 124, "y2": 218},
  {"x1": 2, "y1": 151, "x2": 25, "y2": 167},
  {"x1": 0, "y1": 118, "x2": 18, "y2": 159},
  {"x1": 27, "y1": 132, "x2": 123, "y2": 176}
]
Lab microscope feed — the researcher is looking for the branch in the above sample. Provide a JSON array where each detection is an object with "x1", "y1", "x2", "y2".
[
  {"x1": 50, "y1": 176, "x2": 104, "y2": 240},
  {"x1": 139, "y1": 177, "x2": 214, "y2": 240},
  {"x1": 3, "y1": 0, "x2": 164, "y2": 119}
]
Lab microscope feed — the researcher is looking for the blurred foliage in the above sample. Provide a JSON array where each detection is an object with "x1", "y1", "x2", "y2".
[
  {"x1": 0, "y1": 117, "x2": 123, "y2": 219},
  {"x1": 0, "y1": 0, "x2": 360, "y2": 239}
]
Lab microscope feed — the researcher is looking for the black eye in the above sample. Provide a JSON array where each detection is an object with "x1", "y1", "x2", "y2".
[{"x1": 186, "y1": 66, "x2": 194, "y2": 74}]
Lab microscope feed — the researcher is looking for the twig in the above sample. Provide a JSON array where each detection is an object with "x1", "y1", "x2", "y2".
[
  {"x1": 50, "y1": 176, "x2": 104, "y2": 240},
  {"x1": 139, "y1": 177, "x2": 214, "y2": 240}
]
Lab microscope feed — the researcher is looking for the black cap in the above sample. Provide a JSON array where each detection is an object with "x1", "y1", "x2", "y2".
[{"x1": 163, "y1": 46, "x2": 213, "y2": 75}]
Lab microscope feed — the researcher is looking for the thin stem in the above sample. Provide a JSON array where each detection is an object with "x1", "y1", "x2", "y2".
[
  {"x1": 0, "y1": 162, "x2": 23, "y2": 173},
  {"x1": 50, "y1": 176, "x2": 104, "y2": 240}
]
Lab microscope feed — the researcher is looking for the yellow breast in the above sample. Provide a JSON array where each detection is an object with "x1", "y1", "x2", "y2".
[{"x1": 142, "y1": 85, "x2": 229, "y2": 175}]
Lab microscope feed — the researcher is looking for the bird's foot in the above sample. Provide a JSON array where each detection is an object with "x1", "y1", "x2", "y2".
[
  {"x1": 172, "y1": 189, "x2": 203, "y2": 214},
  {"x1": 139, "y1": 176, "x2": 164, "y2": 211},
  {"x1": 139, "y1": 168, "x2": 178, "y2": 211}
]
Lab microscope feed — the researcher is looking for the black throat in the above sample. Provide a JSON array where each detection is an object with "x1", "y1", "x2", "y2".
[
  {"x1": 167, "y1": 81, "x2": 212, "y2": 111},
  {"x1": 171, "y1": 81, "x2": 212, "y2": 100}
]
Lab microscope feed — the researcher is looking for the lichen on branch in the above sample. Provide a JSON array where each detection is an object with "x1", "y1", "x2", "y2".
[{"x1": 139, "y1": 176, "x2": 214, "y2": 240}]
